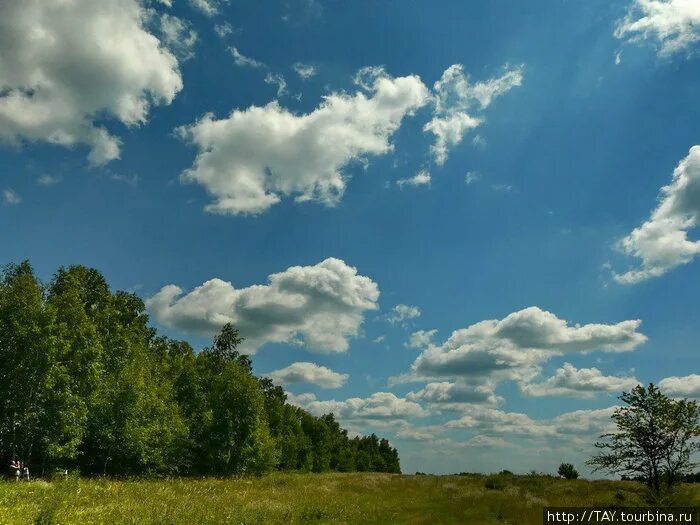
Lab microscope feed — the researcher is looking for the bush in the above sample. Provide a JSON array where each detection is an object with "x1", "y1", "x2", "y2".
[
  {"x1": 558, "y1": 463, "x2": 579, "y2": 480},
  {"x1": 484, "y1": 476, "x2": 505, "y2": 490}
]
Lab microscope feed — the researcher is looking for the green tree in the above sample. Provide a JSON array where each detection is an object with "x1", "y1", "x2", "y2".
[
  {"x1": 557, "y1": 463, "x2": 579, "y2": 480},
  {"x1": 587, "y1": 384, "x2": 700, "y2": 496}
]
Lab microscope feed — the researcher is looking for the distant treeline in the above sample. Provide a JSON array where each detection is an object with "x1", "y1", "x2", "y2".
[{"x1": 0, "y1": 262, "x2": 400, "y2": 477}]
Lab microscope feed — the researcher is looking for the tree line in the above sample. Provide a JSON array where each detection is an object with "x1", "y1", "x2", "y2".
[{"x1": 0, "y1": 262, "x2": 400, "y2": 477}]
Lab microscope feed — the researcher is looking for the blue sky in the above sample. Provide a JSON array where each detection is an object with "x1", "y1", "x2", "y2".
[{"x1": 1, "y1": 0, "x2": 700, "y2": 475}]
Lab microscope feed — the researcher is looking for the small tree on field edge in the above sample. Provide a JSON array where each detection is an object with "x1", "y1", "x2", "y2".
[
  {"x1": 587, "y1": 383, "x2": 700, "y2": 499},
  {"x1": 558, "y1": 463, "x2": 579, "y2": 480}
]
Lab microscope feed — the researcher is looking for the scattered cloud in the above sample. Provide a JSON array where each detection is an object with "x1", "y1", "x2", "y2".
[
  {"x1": 290, "y1": 391, "x2": 427, "y2": 422},
  {"x1": 293, "y1": 62, "x2": 317, "y2": 80},
  {"x1": 177, "y1": 66, "x2": 429, "y2": 215},
  {"x1": 214, "y1": 22, "x2": 235, "y2": 38},
  {"x1": 425, "y1": 64, "x2": 523, "y2": 165},
  {"x1": 229, "y1": 46, "x2": 265, "y2": 69},
  {"x1": 0, "y1": 0, "x2": 183, "y2": 165},
  {"x1": 615, "y1": 0, "x2": 700, "y2": 56},
  {"x1": 3, "y1": 189, "x2": 21, "y2": 205},
  {"x1": 401, "y1": 307, "x2": 646, "y2": 384},
  {"x1": 492, "y1": 183, "x2": 514, "y2": 192},
  {"x1": 147, "y1": 258, "x2": 379, "y2": 354},
  {"x1": 267, "y1": 362, "x2": 349, "y2": 388},
  {"x1": 264, "y1": 73, "x2": 288, "y2": 97},
  {"x1": 397, "y1": 170, "x2": 431, "y2": 189},
  {"x1": 189, "y1": 0, "x2": 227, "y2": 17},
  {"x1": 388, "y1": 304, "x2": 422, "y2": 324},
  {"x1": 659, "y1": 374, "x2": 700, "y2": 398},
  {"x1": 465, "y1": 171, "x2": 481, "y2": 185},
  {"x1": 614, "y1": 146, "x2": 700, "y2": 283},
  {"x1": 406, "y1": 329, "x2": 438, "y2": 349},
  {"x1": 372, "y1": 335, "x2": 386, "y2": 344},
  {"x1": 159, "y1": 13, "x2": 198, "y2": 61},
  {"x1": 37, "y1": 175, "x2": 60, "y2": 186},
  {"x1": 407, "y1": 381, "x2": 503, "y2": 407},
  {"x1": 520, "y1": 363, "x2": 640, "y2": 398}
]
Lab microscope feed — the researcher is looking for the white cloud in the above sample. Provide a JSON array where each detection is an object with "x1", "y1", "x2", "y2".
[
  {"x1": 264, "y1": 73, "x2": 288, "y2": 97},
  {"x1": 37, "y1": 175, "x2": 60, "y2": 186},
  {"x1": 159, "y1": 13, "x2": 198, "y2": 61},
  {"x1": 0, "y1": 0, "x2": 183, "y2": 165},
  {"x1": 267, "y1": 362, "x2": 348, "y2": 389},
  {"x1": 214, "y1": 22, "x2": 234, "y2": 38},
  {"x1": 395, "y1": 427, "x2": 435, "y2": 441},
  {"x1": 492, "y1": 183, "x2": 514, "y2": 192},
  {"x1": 147, "y1": 257, "x2": 379, "y2": 354},
  {"x1": 372, "y1": 335, "x2": 386, "y2": 344},
  {"x1": 293, "y1": 62, "x2": 317, "y2": 80},
  {"x1": 465, "y1": 171, "x2": 481, "y2": 184},
  {"x1": 659, "y1": 374, "x2": 700, "y2": 398},
  {"x1": 388, "y1": 304, "x2": 422, "y2": 324},
  {"x1": 405, "y1": 307, "x2": 646, "y2": 384},
  {"x1": 444, "y1": 405, "x2": 617, "y2": 439},
  {"x1": 3, "y1": 189, "x2": 21, "y2": 205},
  {"x1": 189, "y1": 0, "x2": 227, "y2": 17},
  {"x1": 425, "y1": 64, "x2": 523, "y2": 165},
  {"x1": 407, "y1": 329, "x2": 438, "y2": 349},
  {"x1": 615, "y1": 146, "x2": 700, "y2": 283},
  {"x1": 397, "y1": 170, "x2": 431, "y2": 189},
  {"x1": 615, "y1": 0, "x2": 700, "y2": 56},
  {"x1": 229, "y1": 46, "x2": 265, "y2": 69},
  {"x1": 177, "y1": 66, "x2": 430, "y2": 215},
  {"x1": 407, "y1": 381, "x2": 503, "y2": 407},
  {"x1": 520, "y1": 363, "x2": 640, "y2": 398},
  {"x1": 292, "y1": 391, "x2": 427, "y2": 421}
]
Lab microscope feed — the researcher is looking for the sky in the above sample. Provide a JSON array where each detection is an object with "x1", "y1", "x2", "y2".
[{"x1": 1, "y1": 0, "x2": 700, "y2": 475}]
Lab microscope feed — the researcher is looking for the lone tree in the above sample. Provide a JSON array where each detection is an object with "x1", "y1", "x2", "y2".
[
  {"x1": 587, "y1": 384, "x2": 699, "y2": 496},
  {"x1": 558, "y1": 463, "x2": 579, "y2": 480}
]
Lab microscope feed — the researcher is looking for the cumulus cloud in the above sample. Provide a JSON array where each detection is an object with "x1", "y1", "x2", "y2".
[
  {"x1": 404, "y1": 307, "x2": 646, "y2": 384},
  {"x1": 444, "y1": 405, "x2": 617, "y2": 439},
  {"x1": 397, "y1": 170, "x2": 431, "y2": 189},
  {"x1": 2, "y1": 189, "x2": 21, "y2": 205},
  {"x1": 615, "y1": 0, "x2": 700, "y2": 56},
  {"x1": 293, "y1": 62, "x2": 317, "y2": 80},
  {"x1": 267, "y1": 362, "x2": 349, "y2": 388},
  {"x1": 425, "y1": 64, "x2": 523, "y2": 165},
  {"x1": 291, "y1": 391, "x2": 427, "y2": 421},
  {"x1": 388, "y1": 304, "x2": 422, "y2": 324},
  {"x1": 659, "y1": 374, "x2": 700, "y2": 398},
  {"x1": 146, "y1": 257, "x2": 379, "y2": 353},
  {"x1": 520, "y1": 363, "x2": 640, "y2": 398},
  {"x1": 177, "y1": 67, "x2": 430, "y2": 215},
  {"x1": 407, "y1": 381, "x2": 503, "y2": 407},
  {"x1": 615, "y1": 146, "x2": 700, "y2": 284},
  {"x1": 0, "y1": 0, "x2": 183, "y2": 165},
  {"x1": 407, "y1": 329, "x2": 438, "y2": 349}
]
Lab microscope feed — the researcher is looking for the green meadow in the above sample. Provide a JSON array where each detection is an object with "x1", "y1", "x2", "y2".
[{"x1": 0, "y1": 472, "x2": 698, "y2": 525}]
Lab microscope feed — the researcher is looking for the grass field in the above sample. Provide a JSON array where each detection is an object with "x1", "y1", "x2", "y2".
[{"x1": 0, "y1": 472, "x2": 698, "y2": 524}]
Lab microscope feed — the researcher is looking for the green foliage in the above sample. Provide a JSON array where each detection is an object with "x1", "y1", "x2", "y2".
[
  {"x1": 0, "y1": 261, "x2": 400, "y2": 477},
  {"x1": 587, "y1": 383, "x2": 700, "y2": 497},
  {"x1": 557, "y1": 463, "x2": 579, "y2": 480}
]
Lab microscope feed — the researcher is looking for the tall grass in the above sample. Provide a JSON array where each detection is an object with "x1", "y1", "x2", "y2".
[{"x1": 0, "y1": 472, "x2": 697, "y2": 524}]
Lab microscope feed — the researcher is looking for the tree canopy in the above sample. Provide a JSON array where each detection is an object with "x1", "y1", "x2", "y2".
[
  {"x1": 0, "y1": 261, "x2": 400, "y2": 477},
  {"x1": 587, "y1": 383, "x2": 699, "y2": 495}
]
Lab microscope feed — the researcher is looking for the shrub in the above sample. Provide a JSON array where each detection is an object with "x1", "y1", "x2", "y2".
[{"x1": 558, "y1": 463, "x2": 579, "y2": 480}]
